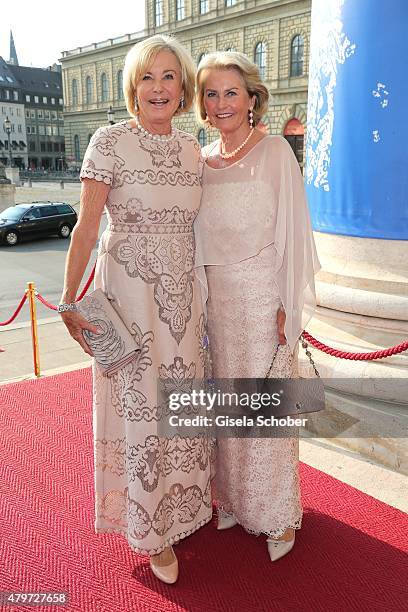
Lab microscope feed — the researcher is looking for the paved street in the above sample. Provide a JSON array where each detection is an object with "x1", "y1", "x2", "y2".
[{"x1": 0, "y1": 182, "x2": 107, "y2": 324}]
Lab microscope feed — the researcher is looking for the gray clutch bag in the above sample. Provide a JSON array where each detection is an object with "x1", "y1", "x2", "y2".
[{"x1": 76, "y1": 288, "x2": 140, "y2": 377}]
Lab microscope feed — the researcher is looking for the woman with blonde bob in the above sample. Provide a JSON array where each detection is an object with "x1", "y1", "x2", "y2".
[
  {"x1": 60, "y1": 35, "x2": 212, "y2": 584},
  {"x1": 194, "y1": 52, "x2": 320, "y2": 560}
]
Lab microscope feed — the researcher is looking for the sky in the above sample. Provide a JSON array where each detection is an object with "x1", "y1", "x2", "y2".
[{"x1": 0, "y1": 1, "x2": 146, "y2": 68}]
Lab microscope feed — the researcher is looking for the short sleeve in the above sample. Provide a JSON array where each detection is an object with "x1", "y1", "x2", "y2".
[{"x1": 80, "y1": 126, "x2": 115, "y2": 185}]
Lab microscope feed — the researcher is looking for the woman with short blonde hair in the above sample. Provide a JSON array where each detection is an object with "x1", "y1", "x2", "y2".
[
  {"x1": 194, "y1": 51, "x2": 320, "y2": 561},
  {"x1": 196, "y1": 51, "x2": 269, "y2": 127},
  {"x1": 60, "y1": 34, "x2": 212, "y2": 585}
]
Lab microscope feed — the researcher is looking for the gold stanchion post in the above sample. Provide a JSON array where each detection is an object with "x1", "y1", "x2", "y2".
[{"x1": 26, "y1": 282, "x2": 41, "y2": 377}]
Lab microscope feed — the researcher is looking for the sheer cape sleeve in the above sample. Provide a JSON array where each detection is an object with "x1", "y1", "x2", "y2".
[{"x1": 194, "y1": 136, "x2": 321, "y2": 351}]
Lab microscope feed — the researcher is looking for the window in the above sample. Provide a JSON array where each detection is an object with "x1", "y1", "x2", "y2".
[
  {"x1": 6, "y1": 76, "x2": 13, "y2": 83},
  {"x1": 42, "y1": 96, "x2": 47, "y2": 103},
  {"x1": 25, "y1": 110, "x2": 30, "y2": 118},
  {"x1": 31, "y1": 110, "x2": 35, "y2": 118},
  {"x1": 52, "y1": 126, "x2": 58, "y2": 136},
  {"x1": 40, "y1": 142, "x2": 46, "y2": 152},
  {"x1": 26, "y1": 208, "x2": 41, "y2": 219},
  {"x1": 225, "y1": 46, "x2": 235, "y2": 52},
  {"x1": 290, "y1": 35, "x2": 304, "y2": 77},
  {"x1": 46, "y1": 125, "x2": 52, "y2": 135},
  {"x1": 5, "y1": 90, "x2": 10, "y2": 100},
  {"x1": 18, "y1": 125, "x2": 22, "y2": 133},
  {"x1": 101, "y1": 73, "x2": 108, "y2": 103},
  {"x1": 51, "y1": 111, "x2": 57, "y2": 120},
  {"x1": 16, "y1": 108, "x2": 21, "y2": 116},
  {"x1": 34, "y1": 95, "x2": 39, "y2": 103},
  {"x1": 86, "y1": 76, "x2": 93, "y2": 104},
  {"x1": 29, "y1": 142, "x2": 36, "y2": 152},
  {"x1": 200, "y1": 0, "x2": 209, "y2": 13},
  {"x1": 225, "y1": 0, "x2": 236, "y2": 6},
  {"x1": 254, "y1": 41, "x2": 266, "y2": 80},
  {"x1": 72, "y1": 79, "x2": 78, "y2": 105},
  {"x1": 51, "y1": 97, "x2": 55, "y2": 105},
  {"x1": 40, "y1": 205, "x2": 57, "y2": 217},
  {"x1": 59, "y1": 98, "x2": 63, "y2": 105},
  {"x1": 25, "y1": 94, "x2": 31, "y2": 102},
  {"x1": 56, "y1": 204, "x2": 73, "y2": 214},
  {"x1": 31, "y1": 126, "x2": 36, "y2": 134},
  {"x1": 27, "y1": 126, "x2": 31, "y2": 134},
  {"x1": 38, "y1": 126, "x2": 45, "y2": 135},
  {"x1": 38, "y1": 110, "x2": 43, "y2": 119},
  {"x1": 45, "y1": 110, "x2": 50, "y2": 119},
  {"x1": 176, "y1": 0, "x2": 185, "y2": 20},
  {"x1": 13, "y1": 91, "x2": 18, "y2": 101},
  {"x1": 117, "y1": 70, "x2": 123, "y2": 99},
  {"x1": 74, "y1": 134, "x2": 80, "y2": 161},
  {"x1": 155, "y1": 0, "x2": 164, "y2": 26},
  {"x1": 197, "y1": 129, "x2": 207, "y2": 147}
]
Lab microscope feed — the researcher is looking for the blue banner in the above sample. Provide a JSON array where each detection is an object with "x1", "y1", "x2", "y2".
[{"x1": 305, "y1": 0, "x2": 408, "y2": 239}]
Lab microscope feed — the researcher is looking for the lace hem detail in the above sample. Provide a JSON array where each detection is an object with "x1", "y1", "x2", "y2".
[
  {"x1": 217, "y1": 505, "x2": 302, "y2": 539},
  {"x1": 95, "y1": 511, "x2": 213, "y2": 557},
  {"x1": 80, "y1": 168, "x2": 112, "y2": 185}
]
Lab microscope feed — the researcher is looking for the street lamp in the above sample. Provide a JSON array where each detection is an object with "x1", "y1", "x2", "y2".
[
  {"x1": 3, "y1": 116, "x2": 13, "y2": 167},
  {"x1": 107, "y1": 106, "x2": 115, "y2": 125}
]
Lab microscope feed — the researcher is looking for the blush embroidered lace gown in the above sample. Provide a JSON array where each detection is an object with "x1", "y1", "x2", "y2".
[
  {"x1": 195, "y1": 136, "x2": 320, "y2": 538},
  {"x1": 80, "y1": 122, "x2": 212, "y2": 556}
]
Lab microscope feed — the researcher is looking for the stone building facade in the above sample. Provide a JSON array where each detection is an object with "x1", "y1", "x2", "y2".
[{"x1": 60, "y1": 0, "x2": 311, "y2": 169}]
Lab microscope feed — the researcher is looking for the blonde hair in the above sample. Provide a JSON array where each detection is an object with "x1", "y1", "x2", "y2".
[
  {"x1": 123, "y1": 34, "x2": 196, "y2": 117},
  {"x1": 196, "y1": 51, "x2": 269, "y2": 126}
]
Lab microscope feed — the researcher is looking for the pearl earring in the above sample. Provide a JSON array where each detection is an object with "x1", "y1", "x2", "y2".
[
  {"x1": 249, "y1": 108, "x2": 254, "y2": 128},
  {"x1": 134, "y1": 96, "x2": 139, "y2": 112},
  {"x1": 180, "y1": 96, "x2": 185, "y2": 109}
]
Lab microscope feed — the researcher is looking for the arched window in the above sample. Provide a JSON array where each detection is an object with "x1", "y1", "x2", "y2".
[
  {"x1": 72, "y1": 79, "x2": 78, "y2": 106},
  {"x1": 101, "y1": 73, "x2": 108, "y2": 103},
  {"x1": 225, "y1": 46, "x2": 235, "y2": 52},
  {"x1": 88, "y1": 133, "x2": 93, "y2": 144},
  {"x1": 284, "y1": 118, "x2": 304, "y2": 170},
  {"x1": 74, "y1": 134, "x2": 80, "y2": 161},
  {"x1": 254, "y1": 42, "x2": 266, "y2": 80},
  {"x1": 155, "y1": 0, "x2": 164, "y2": 26},
  {"x1": 290, "y1": 35, "x2": 304, "y2": 77},
  {"x1": 176, "y1": 0, "x2": 185, "y2": 21},
  {"x1": 117, "y1": 70, "x2": 123, "y2": 99},
  {"x1": 198, "y1": 128, "x2": 207, "y2": 147},
  {"x1": 85, "y1": 76, "x2": 92, "y2": 104}
]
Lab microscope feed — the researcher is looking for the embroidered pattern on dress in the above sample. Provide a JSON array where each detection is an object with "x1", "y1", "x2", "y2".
[
  {"x1": 112, "y1": 169, "x2": 200, "y2": 189},
  {"x1": 97, "y1": 480, "x2": 211, "y2": 540},
  {"x1": 109, "y1": 235, "x2": 194, "y2": 344},
  {"x1": 110, "y1": 200, "x2": 198, "y2": 230},
  {"x1": 95, "y1": 435, "x2": 211, "y2": 492},
  {"x1": 139, "y1": 138, "x2": 182, "y2": 168}
]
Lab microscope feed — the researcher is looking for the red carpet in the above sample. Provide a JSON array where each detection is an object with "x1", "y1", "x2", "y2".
[{"x1": 0, "y1": 368, "x2": 406, "y2": 612}]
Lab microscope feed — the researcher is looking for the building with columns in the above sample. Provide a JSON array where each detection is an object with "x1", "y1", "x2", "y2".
[{"x1": 60, "y1": 0, "x2": 311, "y2": 169}]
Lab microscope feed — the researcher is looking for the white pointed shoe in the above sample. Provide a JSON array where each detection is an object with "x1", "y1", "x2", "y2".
[
  {"x1": 217, "y1": 509, "x2": 238, "y2": 530},
  {"x1": 267, "y1": 534, "x2": 295, "y2": 561},
  {"x1": 150, "y1": 546, "x2": 179, "y2": 584}
]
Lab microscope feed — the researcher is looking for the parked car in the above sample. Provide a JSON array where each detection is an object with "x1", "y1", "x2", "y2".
[{"x1": 0, "y1": 202, "x2": 77, "y2": 246}]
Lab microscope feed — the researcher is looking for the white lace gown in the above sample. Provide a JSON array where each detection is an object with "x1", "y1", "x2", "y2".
[{"x1": 195, "y1": 136, "x2": 319, "y2": 538}]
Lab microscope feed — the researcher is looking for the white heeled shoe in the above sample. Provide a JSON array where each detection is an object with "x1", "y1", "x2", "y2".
[
  {"x1": 150, "y1": 546, "x2": 179, "y2": 584},
  {"x1": 267, "y1": 534, "x2": 295, "y2": 561},
  {"x1": 217, "y1": 509, "x2": 238, "y2": 530}
]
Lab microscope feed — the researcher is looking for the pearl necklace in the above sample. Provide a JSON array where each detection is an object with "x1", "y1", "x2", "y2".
[
  {"x1": 220, "y1": 128, "x2": 254, "y2": 159},
  {"x1": 135, "y1": 118, "x2": 176, "y2": 142}
]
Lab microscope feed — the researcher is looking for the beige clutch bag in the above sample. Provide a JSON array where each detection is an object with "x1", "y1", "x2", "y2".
[{"x1": 76, "y1": 288, "x2": 140, "y2": 377}]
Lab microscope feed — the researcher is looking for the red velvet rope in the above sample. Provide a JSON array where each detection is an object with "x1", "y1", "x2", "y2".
[
  {"x1": 302, "y1": 331, "x2": 408, "y2": 361},
  {"x1": 0, "y1": 294, "x2": 28, "y2": 326}
]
